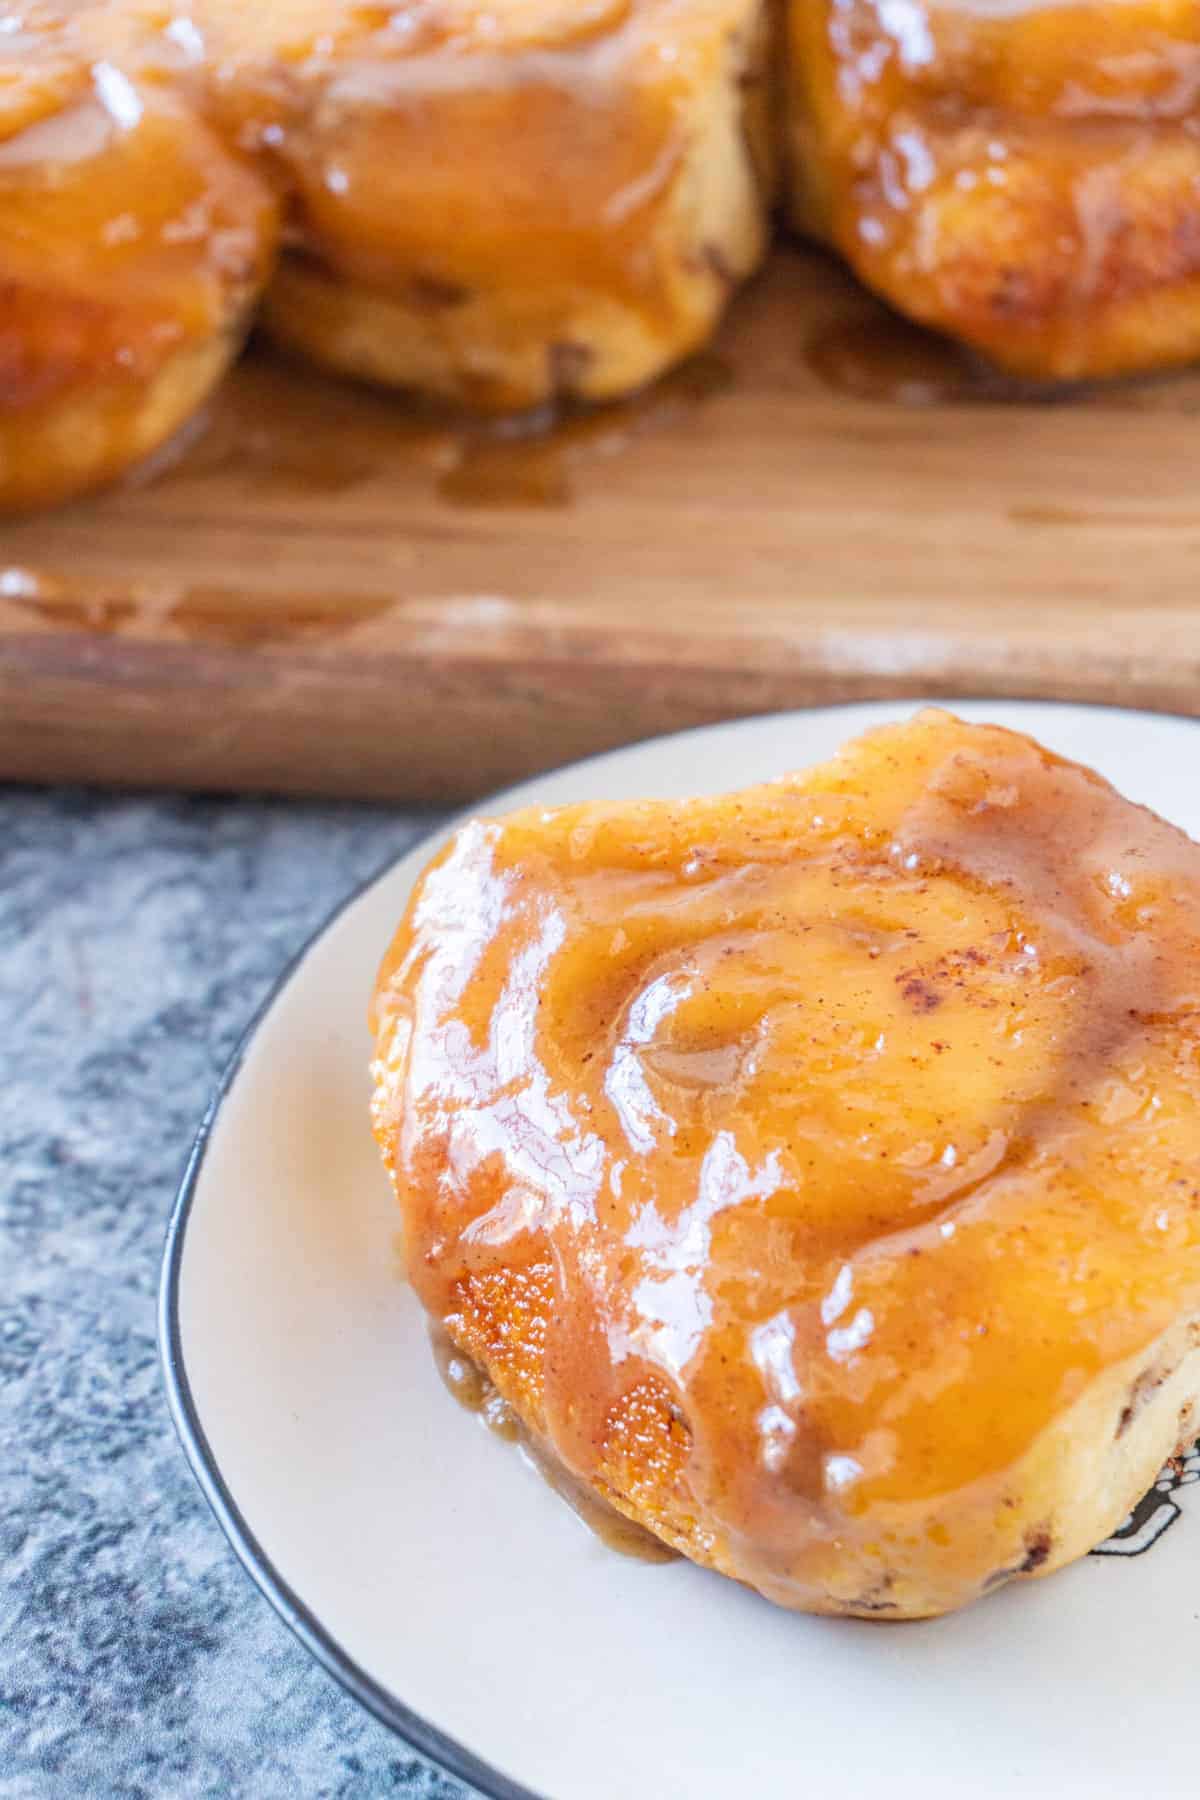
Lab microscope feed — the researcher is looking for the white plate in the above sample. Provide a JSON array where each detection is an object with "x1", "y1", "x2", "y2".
[{"x1": 161, "y1": 701, "x2": 1200, "y2": 1800}]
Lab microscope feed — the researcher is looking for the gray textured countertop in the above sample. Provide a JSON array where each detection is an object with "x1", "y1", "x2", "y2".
[{"x1": 2, "y1": 787, "x2": 474, "y2": 1799}]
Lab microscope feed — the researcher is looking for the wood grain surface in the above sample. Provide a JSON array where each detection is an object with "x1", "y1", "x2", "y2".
[{"x1": 4, "y1": 246, "x2": 1200, "y2": 804}]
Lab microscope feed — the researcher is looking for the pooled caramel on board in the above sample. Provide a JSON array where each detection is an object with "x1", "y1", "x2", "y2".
[{"x1": 371, "y1": 711, "x2": 1200, "y2": 1616}]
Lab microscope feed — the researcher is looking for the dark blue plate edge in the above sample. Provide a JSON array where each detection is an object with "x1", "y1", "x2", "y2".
[{"x1": 157, "y1": 829, "x2": 544, "y2": 1800}]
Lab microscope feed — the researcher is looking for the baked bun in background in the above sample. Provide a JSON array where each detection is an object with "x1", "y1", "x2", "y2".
[
  {"x1": 259, "y1": 0, "x2": 776, "y2": 410},
  {"x1": 9, "y1": 0, "x2": 1200, "y2": 513},
  {"x1": 785, "y1": 0, "x2": 1200, "y2": 381},
  {"x1": 0, "y1": 0, "x2": 772, "y2": 510},
  {"x1": 0, "y1": 6, "x2": 279, "y2": 511}
]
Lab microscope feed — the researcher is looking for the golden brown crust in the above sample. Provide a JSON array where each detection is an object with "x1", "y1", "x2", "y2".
[
  {"x1": 259, "y1": 0, "x2": 774, "y2": 408},
  {"x1": 0, "y1": 329, "x2": 246, "y2": 512},
  {"x1": 259, "y1": 246, "x2": 725, "y2": 414},
  {"x1": 444, "y1": 1286, "x2": 1200, "y2": 1616},
  {"x1": 0, "y1": 28, "x2": 280, "y2": 512},
  {"x1": 784, "y1": 0, "x2": 1200, "y2": 380}
]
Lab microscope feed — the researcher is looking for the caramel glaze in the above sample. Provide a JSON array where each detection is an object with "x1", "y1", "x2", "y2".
[
  {"x1": 372, "y1": 710, "x2": 1200, "y2": 1615},
  {"x1": 429, "y1": 1322, "x2": 680, "y2": 1560},
  {"x1": 436, "y1": 348, "x2": 733, "y2": 506},
  {"x1": 804, "y1": 313, "x2": 1040, "y2": 406},
  {"x1": 0, "y1": 5, "x2": 280, "y2": 507},
  {"x1": 788, "y1": 0, "x2": 1200, "y2": 380}
]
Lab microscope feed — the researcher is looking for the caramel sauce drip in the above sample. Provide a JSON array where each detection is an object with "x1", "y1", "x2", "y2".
[
  {"x1": 435, "y1": 350, "x2": 732, "y2": 507},
  {"x1": 805, "y1": 315, "x2": 1053, "y2": 406},
  {"x1": 373, "y1": 711, "x2": 1200, "y2": 1609},
  {"x1": 428, "y1": 1323, "x2": 679, "y2": 1560}
]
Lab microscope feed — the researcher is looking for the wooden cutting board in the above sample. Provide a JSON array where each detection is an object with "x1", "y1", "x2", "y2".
[{"x1": 5, "y1": 246, "x2": 1200, "y2": 804}]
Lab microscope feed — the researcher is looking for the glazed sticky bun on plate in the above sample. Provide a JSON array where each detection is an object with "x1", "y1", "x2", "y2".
[{"x1": 370, "y1": 710, "x2": 1200, "y2": 1618}]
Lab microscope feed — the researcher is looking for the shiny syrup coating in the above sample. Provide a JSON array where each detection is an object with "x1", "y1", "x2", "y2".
[
  {"x1": 371, "y1": 711, "x2": 1200, "y2": 1614},
  {"x1": 788, "y1": 0, "x2": 1200, "y2": 379},
  {"x1": 0, "y1": 2, "x2": 280, "y2": 506},
  {"x1": 428, "y1": 1321, "x2": 680, "y2": 1559}
]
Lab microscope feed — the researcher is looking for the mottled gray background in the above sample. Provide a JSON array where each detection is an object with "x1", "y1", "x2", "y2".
[{"x1": 1, "y1": 788, "x2": 477, "y2": 1799}]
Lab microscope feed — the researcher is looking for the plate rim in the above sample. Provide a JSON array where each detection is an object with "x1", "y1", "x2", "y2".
[
  {"x1": 158, "y1": 832, "x2": 546, "y2": 1800},
  {"x1": 157, "y1": 696, "x2": 1200, "y2": 1796}
]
